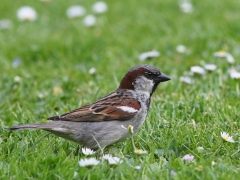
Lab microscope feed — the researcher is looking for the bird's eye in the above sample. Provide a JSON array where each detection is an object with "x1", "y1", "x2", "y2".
[{"x1": 145, "y1": 72, "x2": 155, "y2": 78}]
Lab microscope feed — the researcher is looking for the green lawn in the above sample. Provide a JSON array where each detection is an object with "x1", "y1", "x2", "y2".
[{"x1": 0, "y1": 0, "x2": 240, "y2": 179}]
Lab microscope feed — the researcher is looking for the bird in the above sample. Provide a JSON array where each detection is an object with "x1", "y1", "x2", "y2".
[{"x1": 8, "y1": 64, "x2": 170, "y2": 149}]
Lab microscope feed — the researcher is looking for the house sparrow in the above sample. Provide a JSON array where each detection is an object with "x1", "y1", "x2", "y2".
[{"x1": 8, "y1": 64, "x2": 170, "y2": 149}]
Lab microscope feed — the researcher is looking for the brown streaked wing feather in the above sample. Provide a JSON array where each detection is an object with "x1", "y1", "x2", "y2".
[{"x1": 47, "y1": 91, "x2": 141, "y2": 122}]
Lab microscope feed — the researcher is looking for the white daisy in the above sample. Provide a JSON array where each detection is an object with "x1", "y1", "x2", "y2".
[
  {"x1": 176, "y1": 45, "x2": 187, "y2": 53},
  {"x1": 92, "y1": 1, "x2": 108, "y2": 14},
  {"x1": 179, "y1": 0, "x2": 193, "y2": 13},
  {"x1": 182, "y1": 154, "x2": 194, "y2": 162},
  {"x1": 180, "y1": 76, "x2": 193, "y2": 84},
  {"x1": 213, "y1": 50, "x2": 235, "y2": 64},
  {"x1": 17, "y1": 6, "x2": 37, "y2": 21},
  {"x1": 102, "y1": 154, "x2": 113, "y2": 160},
  {"x1": 138, "y1": 50, "x2": 160, "y2": 61},
  {"x1": 66, "y1": 5, "x2": 86, "y2": 18},
  {"x1": 213, "y1": 50, "x2": 228, "y2": 58},
  {"x1": 107, "y1": 156, "x2": 123, "y2": 165},
  {"x1": 82, "y1": 147, "x2": 95, "y2": 155},
  {"x1": 14, "y1": 76, "x2": 21, "y2": 82},
  {"x1": 102, "y1": 154, "x2": 123, "y2": 164},
  {"x1": 204, "y1": 64, "x2": 217, "y2": 71},
  {"x1": 228, "y1": 69, "x2": 240, "y2": 79},
  {"x1": 211, "y1": 161, "x2": 217, "y2": 166},
  {"x1": 134, "y1": 149, "x2": 148, "y2": 155},
  {"x1": 83, "y1": 15, "x2": 96, "y2": 27},
  {"x1": 134, "y1": 165, "x2": 141, "y2": 170},
  {"x1": 78, "y1": 158, "x2": 100, "y2": 167},
  {"x1": 89, "y1": 67, "x2": 96, "y2": 75},
  {"x1": 190, "y1": 66, "x2": 205, "y2": 75},
  {"x1": 220, "y1": 132, "x2": 235, "y2": 143},
  {"x1": 226, "y1": 54, "x2": 235, "y2": 64}
]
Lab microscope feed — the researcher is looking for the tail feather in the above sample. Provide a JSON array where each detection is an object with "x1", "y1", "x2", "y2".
[
  {"x1": 7, "y1": 122, "x2": 83, "y2": 145},
  {"x1": 8, "y1": 123, "x2": 51, "y2": 131}
]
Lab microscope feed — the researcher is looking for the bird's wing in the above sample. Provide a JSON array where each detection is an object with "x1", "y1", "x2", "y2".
[{"x1": 47, "y1": 91, "x2": 141, "y2": 122}]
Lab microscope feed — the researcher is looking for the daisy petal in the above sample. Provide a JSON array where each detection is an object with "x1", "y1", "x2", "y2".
[
  {"x1": 17, "y1": 6, "x2": 37, "y2": 21},
  {"x1": 220, "y1": 131, "x2": 235, "y2": 143},
  {"x1": 82, "y1": 147, "x2": 95, "y2": 155},
  {"x1": 78, "y1": 158, "x2": 99, "y2": 167},
  {"x1": 182, "y1": 154, "x2": 194, "y2": 162}
]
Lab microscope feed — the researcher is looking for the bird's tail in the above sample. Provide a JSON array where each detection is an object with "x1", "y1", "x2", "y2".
[{"x1": 7, "y1": 123, "x2": 52, "y2": 131}]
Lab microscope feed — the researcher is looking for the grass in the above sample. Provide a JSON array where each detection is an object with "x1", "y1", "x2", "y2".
[{"x1": 0, "y1": 0, "x2": 240, "y2": 179}]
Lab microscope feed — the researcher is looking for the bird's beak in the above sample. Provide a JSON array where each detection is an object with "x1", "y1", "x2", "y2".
[{"x1": 156, "y1": 73, "x2": 171, "y2": 82}]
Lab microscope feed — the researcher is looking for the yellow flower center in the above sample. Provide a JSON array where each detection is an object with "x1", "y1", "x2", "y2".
[
  {"x1": 219, "y1": 50, "x2": 226, "y2": 55},
  {"x1": 135, "y1": 149, "x2": 142, "y2": 154},
  {"x1": 225, "y1": 136, "x2": 230, "y2": 140}
]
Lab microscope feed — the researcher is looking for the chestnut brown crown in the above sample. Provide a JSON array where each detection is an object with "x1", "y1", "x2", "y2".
[{"x1": 118, "y1": 64, "x2": 170, "y2": 95}]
